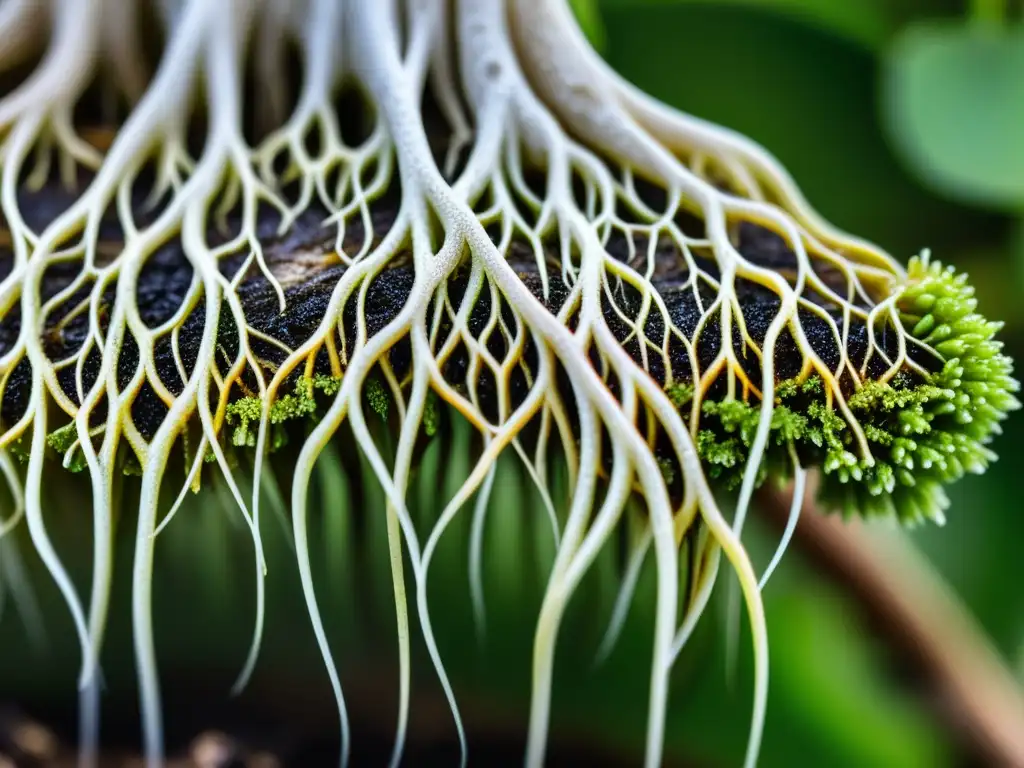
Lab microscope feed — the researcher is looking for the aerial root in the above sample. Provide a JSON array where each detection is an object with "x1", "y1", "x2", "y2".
[{"x1": 759, "y1": 456, "x2": 808, "y2": 591}]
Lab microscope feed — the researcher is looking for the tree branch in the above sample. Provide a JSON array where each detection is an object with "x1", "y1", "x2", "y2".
[{"x1": 758, "y1": 478, "x2": 1024, "y2": 768}]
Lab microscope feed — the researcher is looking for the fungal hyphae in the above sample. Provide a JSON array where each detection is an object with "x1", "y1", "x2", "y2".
[{"x1": 0, "y1": 0, "x2": 1016, "y2": 766}]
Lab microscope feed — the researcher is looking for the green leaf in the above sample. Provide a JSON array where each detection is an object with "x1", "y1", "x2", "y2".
[
  {"x1": 883, "y1": 23, "x2": 1024, "y2": 210},
  {"x1": 601, "y1": 3, "x2": 1000, "y2": 258}
]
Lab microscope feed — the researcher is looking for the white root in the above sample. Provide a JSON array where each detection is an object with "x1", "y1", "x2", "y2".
[{"x1": 0, "y1": 1, "x2": 917, "y2": 768}]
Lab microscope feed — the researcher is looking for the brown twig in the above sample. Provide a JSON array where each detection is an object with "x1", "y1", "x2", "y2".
[{"x1": 758, "y1": 479, "x2": 1024, "y2": 768}]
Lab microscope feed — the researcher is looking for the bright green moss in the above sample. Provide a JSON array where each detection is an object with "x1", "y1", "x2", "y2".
[
  {"x1": 666, "y1": 382, "x2": 694, "y2": 408},
  {"x1": 423, "y1": 390, "x2": 439, "y2": 437},
  {"x1": 269, "y1": 384, "x2": 317, "y2": 424},
  {"x1": 771, "y1": 405, "x2": 807, "y2": 445},
  {"x1": 680, "y1": 254, "x2": 1018, "y2": 525},
  {"x1": 44, "y1": 423, "x2": 88, "y2": 472},
  {"x1": 819, "y1": 255, "x2": 1019, "y2": 524},
  {"x1": 225, "y1": 397, "x2": 264, "y2": 448},
  {"x1": 225, "y1": 374, "x2": 343, "y2": 448},
  {"x1": 693, "y1": 384, "x2": 813, "y2": 491},
  {"x1": 312, "y1": 373, "x2": 342, "y2": 396},
  {"x1": 27, "y1": 254, "x2": 1012, "y2": 530},
  {"x1": 46, "y1": 422, "x2": 78, "y2": 454},
  {"x1": 697, "y1": 429, "x2": 744, "y2": 483},
  {"x1": 366, "y1": 379, "x2": 389, "y2": 420}
]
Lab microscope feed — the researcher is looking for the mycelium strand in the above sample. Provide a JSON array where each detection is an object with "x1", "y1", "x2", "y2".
[{"x1": 0, "y1": 1, "x2": 1016, "y2": 768}]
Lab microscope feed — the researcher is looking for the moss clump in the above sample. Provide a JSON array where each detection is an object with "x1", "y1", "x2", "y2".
[
  {"x1": 820, "y1": 254, "x2": 1019, "y2": 524},
  {"x1": 225, "y1": 397, "x2": 264, "y2": 448},
  {"x1": 43, "y1": 423, "x2": 88, "y2": 472},
  {"x1": 311, "y1": 373, "x2": 342, "y2": 396},
  {"x1": 679, "y1": 255, "x2": 1018, "y2": 525},
  {"x1": 225, "y1": 374, "x2": 343, "y2": 448},
  {"x1": 423, "y1": 390, "x2": 439, "y2": 437},
  {"x1": 366, "y1": 379, "x2": 390, "y2": 420},
  {"x1": 46, "y1": 422, "x2": 79, "y2": 454},
  {"x1": 666, "y1": 382, "x2": 694, "y2": 408},
  {"x1": 693, "y1": 379, "x2": 820, "y2": 493}
]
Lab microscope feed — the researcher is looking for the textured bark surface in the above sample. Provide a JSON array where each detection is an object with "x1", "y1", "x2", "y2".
[{"x1": 0, "y1": 182, "x2": 908, "y2": 440}]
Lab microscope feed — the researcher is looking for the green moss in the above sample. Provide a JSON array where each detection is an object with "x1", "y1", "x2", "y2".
[
  {"x1": 818, "y1": 255, "x2": 1019, "y2": 524},
  {"x1": 46, "y1": 422, "x2": 79, "y2": 453},
  {"x1": 771, "y1": 405, "x2": 807, "y2": 444},
  {"x1": 225, "y1": 397, "x2": 263, "y2": 448},
  {"x1": 423, "y1": 390, "x2": 439, "y2": 437},
  {"x1": 222, "y1": 374, "x2": 343, "y2": 449},
  {"x1": 43, "y1": 423, "x2": 88, "y2": 472},
  {"x1": 665, "y1": 382, "x2": 694, "y2": 408},
  {"x1": 26, "y1": 253, "x2": 1012, "y2": 530},
  {"x1": 694, "y1": 394, "x2": 805, "y2": 491},
  {"x1": 269, "y1": 382, "x2": 318, "y2": 424},
  {"x1": 312, "y1": 373, "x2": 342, "y2": 396},
  {"x1": 775, "y1": 379, "x2": 799, "y2": 400},
  {"x1": 678, "y1": 254, "x2": 1018, "y2": 525},
  {"x1": 697, "y1": 429, "x2": 744, "y2": 484},
  {"x1": 366, "y1": 379, "x2": 389, "y2": 420}
]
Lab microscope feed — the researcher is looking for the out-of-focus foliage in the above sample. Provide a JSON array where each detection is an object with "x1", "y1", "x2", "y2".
[
  {"x1": 599, "y1": 0, "x2": 895, "y2": 49},
  {"x1": 884, "y1": 22, "x2": 1024, "y2": 209}
]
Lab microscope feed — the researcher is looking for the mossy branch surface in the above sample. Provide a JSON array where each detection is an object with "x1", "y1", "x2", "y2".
[{"x1": 0, "y1": 1, "x2": 1016, "y2": 767}]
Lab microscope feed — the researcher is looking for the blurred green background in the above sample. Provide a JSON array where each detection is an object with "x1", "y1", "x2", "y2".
[{"x1": 3, "y1": 1, "x2": 1024, "y2": 766}]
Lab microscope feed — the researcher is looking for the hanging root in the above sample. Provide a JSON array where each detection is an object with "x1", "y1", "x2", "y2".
[{"x1": 0, "y1": 0, "x2": 1017, "y2": 767}]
